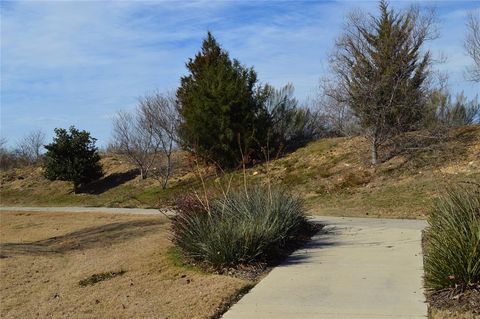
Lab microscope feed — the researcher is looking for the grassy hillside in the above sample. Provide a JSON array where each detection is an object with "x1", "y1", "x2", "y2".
[{"x1": 1, "y1": 126, "x2": 479, "y2": 219}]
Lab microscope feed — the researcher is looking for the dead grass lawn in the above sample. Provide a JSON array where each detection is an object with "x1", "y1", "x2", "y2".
[{"x1": 0, "y1": 211, "x2": 251, "y2": 319}]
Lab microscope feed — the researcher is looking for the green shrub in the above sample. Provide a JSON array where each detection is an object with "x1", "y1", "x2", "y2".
[
  {"x1": 44, "y1": 126, "x2": 103, "y2": 193},
  {"x1": 424, "y1": 183, "x2": 480, "y2": 290},
  {"x1": 171, "y1": 187, "x2": 309, "y2": 268}
]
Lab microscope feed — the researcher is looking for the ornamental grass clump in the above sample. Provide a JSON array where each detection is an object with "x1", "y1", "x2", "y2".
[
  {"x1": 424, "y1": 183, "x2": 480, "y2": 290},
  {"x1": 171, "y1": 187, "x2": 308, "y2": 268}
]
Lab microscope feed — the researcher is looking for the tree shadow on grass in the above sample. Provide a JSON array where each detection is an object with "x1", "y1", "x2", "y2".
[
  {"x1": 77, "y1": 169, "x2": 140, "y2": 195},
  {"x1": 0, "y1": 219, "x2": 167, "y2": 258}
]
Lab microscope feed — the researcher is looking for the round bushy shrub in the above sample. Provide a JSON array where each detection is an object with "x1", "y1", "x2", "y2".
[
  {"x1": 424, "y1": 183, "x2": 480, "y2": 290},
  {"x1": 171, "y1": 187, "x2": 308, "y2": 267}
]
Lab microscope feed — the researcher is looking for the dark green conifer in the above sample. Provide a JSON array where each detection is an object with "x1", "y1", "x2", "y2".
[
  {"x1": 177, "y1": 32, "x2": 268, "y2": 168},
  {"x1": 44, "y1": 126, "x2": 103, "y2": 192}
]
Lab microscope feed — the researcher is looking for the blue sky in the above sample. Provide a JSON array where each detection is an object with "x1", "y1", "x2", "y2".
[{"x1": 1, "y1": 0, "x2": 479, "y2": 148}]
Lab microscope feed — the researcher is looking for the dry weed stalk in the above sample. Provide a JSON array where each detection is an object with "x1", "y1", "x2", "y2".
[
  {"x1": 192, "y1": 153, "x2": 211, "y2": 216},
  {"x1": 185, "y1": 131, "x2": 283, "y2": 215}
]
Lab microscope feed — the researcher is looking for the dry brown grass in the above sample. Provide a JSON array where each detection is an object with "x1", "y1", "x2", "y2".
[
  {"x1": 0, "y1": 211, "x2": 251, "y2": 319},
  {"x1": 243, "y1": 125, "x2": 480, "y2": 219},
  {"x1": 0, "y1": 152, "x2": 197, "y2": 208},
  {"x1": 1, "y1": 126, "x2": 479, "y2": 218}
]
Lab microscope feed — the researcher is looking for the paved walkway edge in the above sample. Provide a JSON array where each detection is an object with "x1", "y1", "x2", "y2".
[
  {"x1": 223, "y1": 216, "x2": 428, "y2": 319},
  {"x1": 0, "y1": 206, "x2": 174, "y2": 216}
]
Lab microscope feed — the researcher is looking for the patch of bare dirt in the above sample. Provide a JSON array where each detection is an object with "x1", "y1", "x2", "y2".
[
  {"x1": 430, "y1": 308, "x2": 480, "y2": 319},
  {"x1": 428, "y1": 286, "x2": 480, "y2": 317}
]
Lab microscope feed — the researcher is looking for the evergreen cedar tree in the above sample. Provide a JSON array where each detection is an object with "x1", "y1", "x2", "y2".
[
  {"x1": 43, "y1": 126, "x2": 103, "y2": 192},
  {"x1": 335, "y1": 0, "x2": 431, "y2": 164},
  {"x1": 176, "y1": 32, "x2": 270, "y2": 169}
]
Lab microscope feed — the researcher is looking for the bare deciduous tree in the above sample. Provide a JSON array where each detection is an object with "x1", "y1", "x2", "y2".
[
  {"x1": 112, "y1": 92, "x2": 179, "y2": 188},
  {"x1": 112, "y1": 110, "x2": 159, "y2": 180},
  {"x1": 0, "y1": 137, "x2": 13, "y2": 171},
  {"x1": 16, "y1": 129, "x2": 46, "y2": 164},
  {"x1": 0, "y1": 137, "x2": 7, "y2": 151},
  {"x1": 138, "y1": 93, "x2": 179, "y2": 189},
  {"x1": 316, "y1": 79, "x2": 360, "y2": 137},
  {"x1": 465, "y1": 11, "x2": 480, "y2": 82}
]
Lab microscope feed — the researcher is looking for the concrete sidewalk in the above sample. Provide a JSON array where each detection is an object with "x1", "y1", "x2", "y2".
[
  {"x1": 0, "y1": 206, "x2": 174, "y2": 216},
  {"x1": 223, "y1": 216, "x2": 427, "y2": 319}
]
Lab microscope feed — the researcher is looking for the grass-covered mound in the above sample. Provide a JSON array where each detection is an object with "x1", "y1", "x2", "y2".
[
  {"x1": 171, "y1": 187, "x2": 313, "y2": 268},
  {"x1": 2, "y1": 126, "x2": 478, "y2": 219}
]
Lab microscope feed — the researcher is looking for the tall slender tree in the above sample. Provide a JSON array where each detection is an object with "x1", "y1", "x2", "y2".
[
  {"x1": 177, "y1": 32, "x2": 268, "y2": 169},
  {"x1": 331, "y1": 1, "x2": 435, "y2": 164}
]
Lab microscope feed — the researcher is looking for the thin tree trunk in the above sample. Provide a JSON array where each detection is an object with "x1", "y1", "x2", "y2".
[
  {"x1": 162, "y1": 140, "x2": 174, "y2": 189},
  {"x1": 371, "y1": 135, "x2": 378, "y2": 165},
  {"x1": 162, "y1": 169, "x2": 169, "y2": 189},
  {"x1": 162, "y1": 155, "x2": 172, "y2": 189},
  {"x1": 73, "y1": 182, "x2": 78, "y2": 194}
]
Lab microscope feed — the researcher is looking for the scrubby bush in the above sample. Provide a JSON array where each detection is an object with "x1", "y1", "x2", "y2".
[
  {"x1": 171, "y1": 187, "x2": 309, "y2": 268},
  {"x1": 424, "y1": 183, "x2": 480, "y2": 290},
  {"x1": 425, "y1": 90, "x2": 480, "y2": 128},
  {"x1": 44, "y1": 126, "x2": 103, "y2": 193},
  {"x1": 264, "y1": 83, "x2": 325, "y2": 152},
  {"x1": 438, "y1": 93, "x2": 480, "y2": 127}
]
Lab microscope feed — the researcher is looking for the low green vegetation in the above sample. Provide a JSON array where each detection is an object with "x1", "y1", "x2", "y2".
[
  {"x1": 424, "y1": 183, "x2": 480, "y2": 290},
  {"x1": 166, "y1": 246, "x2": 202, "y2": 273},
  {"x1": 78, "y1": 270, "x2": 126, "y2": 287},
  {"x1": 171, "y1": 187, "x2": 310, "y2": 268}
]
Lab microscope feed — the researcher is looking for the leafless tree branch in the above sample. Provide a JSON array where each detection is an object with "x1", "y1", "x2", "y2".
[
  {"x1": 465, "y1": 11, "x2": 480, "y2": 82},
  {"x1": 16, "y1": 129, "x2": 46, "y2": 165},
  {"x1": 112, "y1": 92, "x2": 179, "y2": 188}
]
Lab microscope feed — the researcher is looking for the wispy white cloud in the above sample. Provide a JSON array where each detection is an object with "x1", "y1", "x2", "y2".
[{"x1": 15, "y1": 115, "x2": 70, "y2": 125}]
